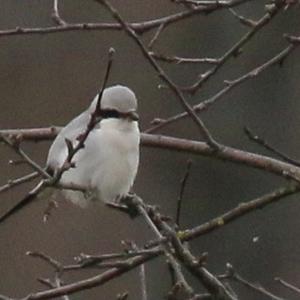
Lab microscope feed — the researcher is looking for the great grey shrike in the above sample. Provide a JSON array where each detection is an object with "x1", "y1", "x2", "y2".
[{"x1": 0, "y1": 85, "x2": 140, "y2": 222}]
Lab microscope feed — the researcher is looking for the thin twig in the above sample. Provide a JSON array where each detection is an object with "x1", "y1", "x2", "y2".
[
  {"x1": 145, "y1": 184, "x2": 300, "y2": 249},
  {"x1": 148, "y1": 23, "x2": 165, "y2": 49},
  {"x1": 147, "y1": 205, "x2": 236, "y2": 300},
  {"x1": 167, "y1": 254, "x2": 195, "y2": 298},
  {"x1": 150, "y1": 52, "x2": 219, "y2": 64},
  {"x1": 119, "y1": 197, "x2": 233, "y2": 299},
  {"x1": 244, "y1": 126, "x2": 300, "y2": 167},
  {"x1": 51, "y1": 48, "x2": 115, "y2": 185},
  {"x1": 174, "y1": 0, "x2": 250, "y2": 6},
  {"x1": 52, "y1": 0, "x2": 67, "y2": 26},
  {"x1": 38, "y1": 276, "x2": 70, "y2": 300},
  {"x1": 1, "y1": 135, "x2": 50, "y2": 179},
  {"x1": 15, "y1": 249, "x2": 161, "y2": 300},
  {"x1": 182, "y1": 1, "x2": 285, "y2": 94},
  {"x1": 75, "y1": 248, "x2": 160, "y2": 265},
  {"x1": 1, "y1": 186, "x2": 298, "y2": 300},
  {"x1": 28, "y1": 248, "x2": 163, "y2": 273},
  {"x1": 0, "y1": 49, "x2": 114, "y2": 224},
  {"x1": 182, "y1": 184, "x2": 299, "y2": 241},
  {"x1": 116, "y1": 292, "x2": 129, "y2": 300},
  {"x1": 0, "y1": 171, "x2": 39, "y2": 194},
  {"x1": 221, "y1": 264, "x2": 285, "y2": 300},
  {"x1": 275, "y1": 277, "x2": 300, "y2": 295},
  {"x1": 229, "y1": 8, "x2": 257, "y2": 27},
  {"x1": 176, "y1": 160, "x2": 193, "y2": 227},
  {"x1": 139, "y1": 263, "x2": 148, "y2": 300},
  {"x1": 97, "y1": 0, "x2": 220, "y2": 150},
  {"x1": 27, "y1": 251, "x2": 62, "y2": 271},
  {"x1": 122, "y1": 197, "x2": 198, "y2": 298},
  {"x1": 146, "y1": 35, "x2": 300, "y2": 133}
]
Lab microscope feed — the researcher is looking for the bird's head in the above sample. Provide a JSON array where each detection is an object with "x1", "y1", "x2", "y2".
[{"x1": 90, "y1": 85, "x2": 139, "y2": 121}]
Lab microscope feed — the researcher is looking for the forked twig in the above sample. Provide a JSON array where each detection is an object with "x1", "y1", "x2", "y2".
[
  {"x1": 97, "y1": 0, "x2": 221, "y2": 150},
  {"x1": 244, "y1": 126, "x2": 300, "y2": 167}
]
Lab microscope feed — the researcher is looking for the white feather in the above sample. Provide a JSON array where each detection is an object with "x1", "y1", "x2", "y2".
[{"x1": 46, "y1": 85, "x2": 140, "y2": 207}]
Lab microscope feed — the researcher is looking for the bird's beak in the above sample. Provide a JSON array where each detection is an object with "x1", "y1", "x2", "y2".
[{"x1": 127, "y1": 111, "x2": 139, "y2": 121}]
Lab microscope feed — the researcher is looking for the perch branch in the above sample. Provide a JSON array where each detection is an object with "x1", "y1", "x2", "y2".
[{"x1": 1, "y1": 130, "x2": 300, "y2": 182}]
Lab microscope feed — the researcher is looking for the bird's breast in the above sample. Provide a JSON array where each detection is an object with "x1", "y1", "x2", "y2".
[{"x1": 90, "y1": 125, "x2": 140, "y2": 202}]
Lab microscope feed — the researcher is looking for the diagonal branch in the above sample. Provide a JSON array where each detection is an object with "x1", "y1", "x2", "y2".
[
  {"x1": 182, "y1": 184, "x2": 299, "y2": 241},
  {"x1": 1, "y1": 135, "x2": 51, "y2": 179},
  {"x1": 183, "y1": 0, "x2": 286, "y2": 94},
  {"x1": 245, "y1": 126, "x2": 300, "y2": 167},
  {"x1": 146, "y1": 35, "x2": 300, "y2": 133},
  {"x1": 140, "y1": 201, "x2": 236, "y2": 300},
  {"x1": 1, "y1": 185, "x2": 298, "y2": 300},
  {"x1": 220, "y1": 264, "x2": 285, "y2": 300},
  {"x1": 47, "y1": 48, "x2": 114, "y2": 185},
  {"x1": 0, "y1": 171, "x2": 39, "y2": 194},
  {"x1": 275, "y1": 277, "x2": 300, "y2": 295},
  {"x1": 96, "y1": 0, "x2": 220, "y2": 149}
]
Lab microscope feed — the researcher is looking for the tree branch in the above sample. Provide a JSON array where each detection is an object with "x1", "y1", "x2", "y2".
[
  {"x1": 96, "y1": 0, "x2": 221, "y2": 149},
  {"x1": 146, "y1": 34, "x2": 300, "y2": 133},
  {"x1": 1, "y1": 129, "x2": 300, "y2": 182},
  {"x1": 0, "y1": 0, "x2": 251, "y2": 38}
]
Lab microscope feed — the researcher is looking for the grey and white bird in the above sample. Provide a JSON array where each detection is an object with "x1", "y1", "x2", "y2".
[{"x1": 0, "y1": 85, "x2": 140, "y2": 222}]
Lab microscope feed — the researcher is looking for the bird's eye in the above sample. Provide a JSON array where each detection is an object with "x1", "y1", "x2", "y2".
[{"x1": 100, "y1": 109, "x2": 121, "y2": 119}]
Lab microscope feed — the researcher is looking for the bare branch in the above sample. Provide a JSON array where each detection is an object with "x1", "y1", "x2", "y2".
[
  {"x1": 14, "y1": 250, "x2": 160, "y2": 299},
  {"x1": 1, "y1": 185, "x2": 298, "y2": 300},
  {"x1": 0, "y1": 172, "x2": 39, "y2": 194},
  {"x1": 245, "y1": 127, "x2": 300, "y2": 167},
  {"x1": 174, "y1": 0, "x2": 250, "y2": 5},
  {"x1": 1, "y1": 135, "x2": 50, "y2": 179},
  {"x1": 182, "y1": 184, "x2": 299, "y2": 241},
  {"x1": 48, "y1": 48, "x2": 114, "y2": 187},
  {"x1": 221, "y1": 264, "x2": 285, "y2": 300},
  {"x1": 275, "y1": 277, "x2": 300, "y2": 295},
  {"x1": 148, "y1": 23, "x2": 165, "y2": 50},
  {"x1": 146, "y1": 204, "x2": 236, "y2": 300},
  {"x1": 52, "y1": 0, "x2": 67, "y2": 26},
  {"x1": 0, "y1": 1, "x2": 251, "y2": 38},
  {"x1": 146, "y1": 34, "x2": 299, "y2": 133},
  {"x1": 96, "y1": 0, "x2": 220, "y2": 149},
  {"x1": 166, "y1": 254, "x2": 196, "y2": 299},
  {"x1": 116, "y1": 292, "x2": 129, "y2": 300},
  {"x1": 229, "y1": 8, "x2": 257, "y2": 27},
  {"x1": 176, "y1": 160, "x2": 193, "y2": 227},
  {"x1": 2, "y1": 130, "x2": 300, "y2": 182},
  {"x1": 183, "y1": 0, "x2": 286, "y2": 94},
  {"x1": 27, "y1": 251, "x2": 63, "y2": 272},
  {"x1": 150, "y1": 52, "x2": 219, "y2": 65}
]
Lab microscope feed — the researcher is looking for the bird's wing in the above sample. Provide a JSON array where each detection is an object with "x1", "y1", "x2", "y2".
[
  {"x1": 46, "y1": 110, "x2": 100, "y2": 170},
  {"x1": 0, "y1": 101, "x2": 101, "y2": 224}
]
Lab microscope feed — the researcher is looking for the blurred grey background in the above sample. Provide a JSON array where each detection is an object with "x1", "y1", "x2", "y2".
[{"x1": 0, "y1": 1, "x2": 300, "y2": 299}]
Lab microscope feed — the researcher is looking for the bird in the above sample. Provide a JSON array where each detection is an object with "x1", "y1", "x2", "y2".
[{"x1": 0, "y1": 85, "x2": 140, "y2": 223}]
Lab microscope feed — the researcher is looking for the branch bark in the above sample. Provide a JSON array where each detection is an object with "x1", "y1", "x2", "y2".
[{"x1": 1, "y1": 129, "x2": 300, "y2": 182}]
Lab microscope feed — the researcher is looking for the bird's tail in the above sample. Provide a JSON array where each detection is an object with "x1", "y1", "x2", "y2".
[{"x1": 0, "y1": 180, "x2": 45, "y2": 224}]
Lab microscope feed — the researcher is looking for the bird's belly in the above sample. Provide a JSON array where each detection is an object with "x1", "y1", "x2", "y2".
[
  {"x1": 92, "y1": 148, "x2": 139, "y2": 202},
  {"x1": 59, "y1": 126, "x2": 139, "y2": 206}
]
